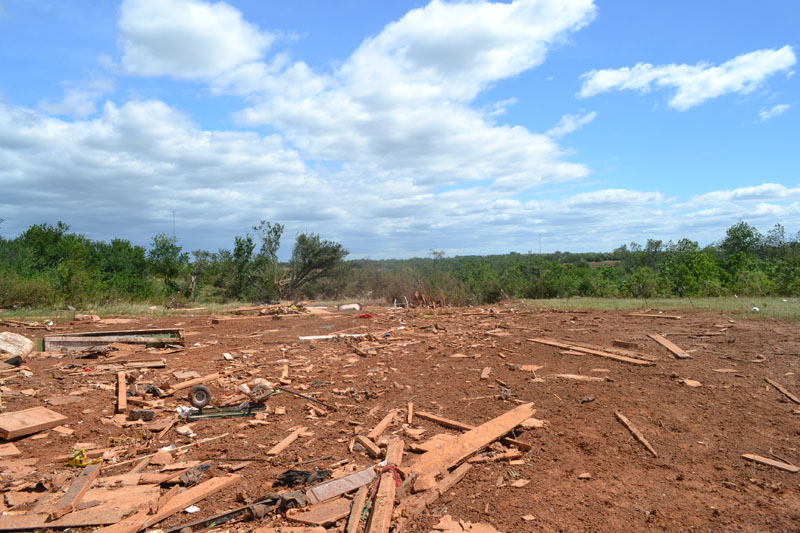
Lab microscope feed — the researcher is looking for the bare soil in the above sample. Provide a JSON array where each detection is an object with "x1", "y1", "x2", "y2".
[{"x1": 1, "y1": 304, "x2": 799, "y2": 532}]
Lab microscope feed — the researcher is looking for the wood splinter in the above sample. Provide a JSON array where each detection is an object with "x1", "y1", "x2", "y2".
[
  {"x1": 765, "y1": 378, "x2": 800, "y2": 405},
  {"x1": 615, "y1": 412, "x2": 658, "y2": 458}
]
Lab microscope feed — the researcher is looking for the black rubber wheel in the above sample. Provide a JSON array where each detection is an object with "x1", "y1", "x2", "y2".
[{"x1": 188, "y1": 384, "x2": 212, "y2": 408}]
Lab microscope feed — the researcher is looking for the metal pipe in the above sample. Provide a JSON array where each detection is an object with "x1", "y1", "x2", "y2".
[{"x1": 274, "y1": 387, "x2": 337, "y2": 411}]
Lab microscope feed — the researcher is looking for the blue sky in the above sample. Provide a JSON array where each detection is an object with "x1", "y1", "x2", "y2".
[{"x1": 0, "y1": 0, "x2": 797, "y2": 258}]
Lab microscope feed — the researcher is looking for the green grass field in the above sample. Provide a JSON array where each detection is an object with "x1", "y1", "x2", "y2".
[{"x1": 2, "y1": 296, "x2": 799, "y2": 323}]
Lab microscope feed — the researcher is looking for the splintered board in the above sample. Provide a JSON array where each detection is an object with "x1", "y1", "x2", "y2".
[
  {"x1": 44, "y1": 328, "x2": 184, "y2": 352},
  {"x1": 0, "y1": 407, "x2": 68, "y2": 440}
]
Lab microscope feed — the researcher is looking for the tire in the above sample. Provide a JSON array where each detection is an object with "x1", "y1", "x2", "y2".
[
  {"x1": 188, "y1": 384, "x2": 212, "y2": 408},
  {"x1": 250, "y1": 384, "x2": 271, "y2": 404}
]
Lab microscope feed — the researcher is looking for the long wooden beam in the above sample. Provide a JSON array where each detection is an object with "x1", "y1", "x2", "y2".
[{"x1": 366, "y1": 437, "x2": 404, "y2": 533}]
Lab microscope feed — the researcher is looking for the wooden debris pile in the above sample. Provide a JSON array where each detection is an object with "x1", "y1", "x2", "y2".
[{"x1": 2, "y1": 305, "x2": 800, "y2": 532}]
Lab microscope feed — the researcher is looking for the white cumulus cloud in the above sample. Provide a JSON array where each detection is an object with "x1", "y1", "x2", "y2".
[
  {"x1": 579, "y1": 45, "x2": 796, "y2": 110},
  {"x1": 759, "y1": 103, "x2": 791, "y2": 121},
  {"x1": 215, "y1": 0, "x2": 596, "y2": 193},
  {"x1": 119, "y1": 0, "x2": 273, "y2": 78},
  {"x1": 547, "y1": 110, "x2": 597, "y2": 138}
]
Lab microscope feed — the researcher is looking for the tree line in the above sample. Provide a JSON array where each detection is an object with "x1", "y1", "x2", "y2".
[{"x1": 0, "y1": 220, "x2": 797, "y2": 308}]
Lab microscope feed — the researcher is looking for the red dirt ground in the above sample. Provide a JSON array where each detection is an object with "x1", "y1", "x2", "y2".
[{"x1": 1, "y1": 303, "x2": 799, "y2": 532}]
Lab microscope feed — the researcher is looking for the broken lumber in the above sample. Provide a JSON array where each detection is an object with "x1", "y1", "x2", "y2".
[
  {"x1": 467, "y1": 449, "x2": 522, "y2": 463},
  {"x1": 44, "y1": 328, "x2": 184, "y2": 352},
  {"x1": 648, "y1": 334, "x2": 691, "y2": 359},
  {"x1": 366, "y1": 437, "x2": 404, "y2": 533},
  {"x1": 356, "y1": 435, "x2": 383, "y2": 458},
  {"x1": 0, "y1": 485, "x2": 159, "y2": 531},
  {"x1": 396, "y1": 463, "x2": 472, "y2": 529},
  {"x1": 528, "y1": 338, "x2": 654, "y2": 366},
  {"x1": 298, "y1": 334, "x2": 366, "y2": 341},
  {"x1": 117, "y1": 371, "x2": 127, "y2": 413},
  {"x1": 0, "y1": 406, "x2": 68, "y2": 440},
  {"x1": 615, "y1": 412, "x2": 658, "y2": 458},
  {"x1": 288, "y1": 498, "x2": 352, "y2": 527},
  {"x1": 345, "y1": 485, "x2": 368, "y2": 533},
  {"x1": 408, "y1": 403, "x2": 534, "y2": 492},
  {"x1": 105, "y1": 433, "x2": 229, "y2": 469},
  {"x1": 765, "y1": 378, "x2": 800, "y2": 405},
  {"x1": 414, "y1": 411, "x2": 532, "y2": 451},
  {"x1": 548, "y1": 374, "x2": 605, "y2": 382},
  {"x1": 742, "y1": 454, "x2": 800, "y2": 473},
  {"x1": 267, "y1": 426, "x2": 308, "y2": 456},
  {"x1": 368, "y1": 410, "x2": 397, "y2": 440},
  {"x1": 48, "y1": 463, "x2": 101, "y2": 520},
  {"x1": 168, "y1": 372, "x2": 221, "y2": 393},
  {"x1": 139, "y1": 475, "x2": 240, "y2": 531},
  {"x1": 306, "y1": 462, "x2": 380, "y2": 505}
]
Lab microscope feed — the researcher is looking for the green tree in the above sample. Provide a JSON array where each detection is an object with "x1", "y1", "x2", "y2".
[
  {"x1": 282, "y1": 233, "x2": 348, "y2": 298},
  {"x1": 229, "y1": 234, "x2": 255, "y2": 299},
  {"x1": 148, "y1": 233, "x2": 188, "y2": 288},
  {"x1": 721, "y1": 221, "x2": 762, "y2": 257},
  {"x1": 629, "y1": 266, "x2": 659, "y2": 299}
]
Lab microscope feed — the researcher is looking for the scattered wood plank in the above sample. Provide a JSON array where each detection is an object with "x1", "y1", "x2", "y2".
[
  {"x1": 648, "y1": 334, "x2": 691, "y2": 359},
  {"x1": 48, "y1": 463, "x2": 102, "y2": 520},
  {"x1": 547, "y1": 374, "x2": 606, "y2": 382},
  {"x1": 0, "y1": 406, "x2": 68, "y2": 440},
  {"x1": 615, "y1": 412, "x2": 658, "y2": 458},
  {"x1": 299, "y1": 334, "x2": 366, "y2": 341},
  {"x1": 742, "y1": 454, "x2": 799, "y2": 473},
  {"x1": 415, "y1": 411, "x2": 472, "y2": 431},
  {"x1": 306, "y1": 463, "x2": 379, "y2": 505},
  {"x1": 157, "y1": 484, "x2": 181, "y2": 511},
  {"x1": 395, "y1": 463, "x2": 472, "y2": 530},
  {"x1": 117, "y1": 372, "x2": 127, "y2": 413},
  {"x1": 105, "y1": 433, "x2": 229, "y2": 469},
  {"x1": 128, "y1": 457, "x2": 152, "y2": 474},
  {"x1": 287, "y1": 497, "x2": 352, "y2": 527},
  {"x1": 267, "y1": 427, "x2": 308, "y2": 456},
  {"x1": 345, "y1": 485, "x2": 368, "y2": 533},
  {"x1": 0, "y1": 485, "x2": 159, "y2": 530},
  {"x1": 44, "y1": 328, "x2": 184, "y2": 351},
  {"x1": 625, "y1": 313, "x2": 682, "y2": 320},
  {"x1": 408, "y1": 403, "x2": 534, "y2": 492},
  {"x1": 613, "y1": 339, "x2": 638, "y2": 349},
  {"x1": 157, "y1": 414, "x2": 179, "y2": 440},
  {"x1": 529, "y1": 338, "x2": 654, "y2": 366},
  {"x1": 414, "y1": 411, "x2": 532, "y2": 451},
  {"x1": 480, "y1": 367, "x2": 492, "y2": 380},
  {"x1": 765, "y1": 378, "x2": 800, "y2": 405},
  {"x1": 356, "y1": 435, "x2": 383, "y2": 458},
  {"x1": 542, "y1": 337, "x2": 656, "y2": 362},
  {"x1": 0, "y1": 442, "x2": 21, "y2": 456},
  {"x1": 467, "y1": 449, "x2": 523, "y2": 463},
  {"x1": 368, "y1": 410, "x2": 397, "y2": 440},
  {"x1": 140, "y1": 475, "x2": 240, "y2": 531},
  {"x1": 410, "y1": 433, "x2": 455, "y2": 453},
  {"x1": 366, "y1": 437, "x2": 404, "y2": 533},
  {"x1": 168, "y1": 372, "x2": 221, "y2": 393},
  {"x1": 407, "y1": 402, "x2": 414, "y2": 425}
]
